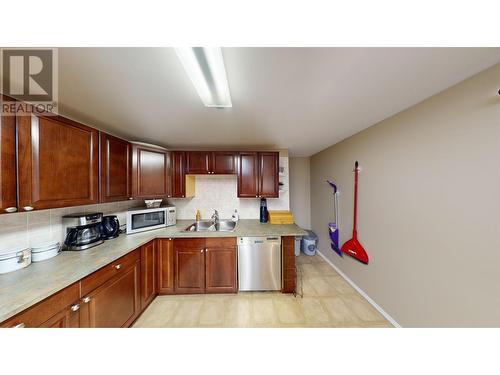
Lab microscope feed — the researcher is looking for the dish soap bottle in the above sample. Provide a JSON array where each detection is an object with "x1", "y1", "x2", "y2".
[
  {"x1": 195, "y1": 210, "x2": 201, "y2": 222},
  {"x1": 231, "y1": 209, "x2": 239, "y2": 222}
]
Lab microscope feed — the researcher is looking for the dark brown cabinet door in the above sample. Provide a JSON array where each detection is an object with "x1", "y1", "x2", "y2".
[
  {"x1": 186, "y1": 151, "x2": 211, "y2": 174},
  {"x1": 17, "y1": 114, "x2": 99, "y2": 210},
  {"x1": 237, "y1": 152, "x2": 259, "y2": 198},
  {"x1": 212, "y1": 152, "x2": 237, "y2": 174},
  {"x1": 140, "y1": 240, "x2": 157, "y2": 310},
  {"x1": 258, "y1": 152, "x2": 279, "y2": 198},
  {"x1": 205, "y1": 238, "x2": 237, "y2": 293},
  {"x1": 281, "y1": 236, "x2": 296, "y2": 293},
  {"x1": 0, "y1": 96, "x2": 17, "y2": 214},
  {"x1": 100, "y1": 133, "x2": 131, "y2": 203},
  {"x1": 174, "y1": 238, "x2": 206, "y2": 294},
  {"x1": 80, "y1": 259, "x2": 140, "y2": 328},
  {"x1": 132, "y1": 144, "x2": 170, "y2": 199},
  {"x1": 157, "y1": 238, "x2": 174, "y2": 294},
  {"x1": 171, "y1": 151, "x2": 186, "y2": 198}
]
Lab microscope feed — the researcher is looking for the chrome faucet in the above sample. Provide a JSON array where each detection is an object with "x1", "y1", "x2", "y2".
[{"x1": 211, "y1": 210, "x2": 220, "y2": 229}]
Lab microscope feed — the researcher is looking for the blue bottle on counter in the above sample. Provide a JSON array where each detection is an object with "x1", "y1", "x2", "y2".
[{"x1": 260, "y1": 198, "x2": 268, "y2": 223}]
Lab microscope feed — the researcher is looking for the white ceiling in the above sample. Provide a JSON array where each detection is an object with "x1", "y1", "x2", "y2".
[{"x1": 57, "y1": 48, "x2": 500, "y2": 156}]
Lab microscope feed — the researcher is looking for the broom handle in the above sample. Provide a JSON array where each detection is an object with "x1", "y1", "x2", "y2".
[{"x1": 353, "y1": 161, "x2": 359, "y2": 232}]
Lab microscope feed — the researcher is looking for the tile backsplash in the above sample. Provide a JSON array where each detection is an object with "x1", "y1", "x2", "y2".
[
  {"x1": 0, "y1": 157, "x2": 290, "y2": 252},
  {"x1": 0, "y1": 201, "x2": 140, "y2": 252}
]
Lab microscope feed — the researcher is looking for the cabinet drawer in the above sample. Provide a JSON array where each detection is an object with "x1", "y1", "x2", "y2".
[
  {"x1": 81, "y1": 249, "x2": 140, "y2": 296},
  {"x1": 1, "y1": 283, "x2": 79, "y2": 328},
  {"x1": 205, "y1": 237, "x2": 236, "y2": 249}
]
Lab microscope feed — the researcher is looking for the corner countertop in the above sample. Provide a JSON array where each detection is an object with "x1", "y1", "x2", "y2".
[{"x1": 0, "y1": 220, "x2": 306, "y2": 323}]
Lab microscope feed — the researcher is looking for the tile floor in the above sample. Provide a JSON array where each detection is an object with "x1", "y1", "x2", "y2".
[{"x1": 133, "y1": 253, "x2": 392, "y2": 328}]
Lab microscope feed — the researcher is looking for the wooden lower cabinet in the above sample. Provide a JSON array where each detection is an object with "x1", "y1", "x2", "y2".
[
  {"x1": 157, "y1": 238, "x2": 174, "y2": 294},
  {"x1": 281, "y1": 236, "x2": 296, "y2": 293},
  {"x1": 80, "y1": 255, "x2": 141, "y2": 328},
  {"x1": 0, "y1": 283, "x2": 80, "y2": 328},
  {"x1": 205, "y1": 238, "x2": 237, "y2": 293},
  {"x1": 39, "y1": 305, "x2": 80, "y2": 328},
  {"x1": 174, "y1": 238, "x2": 206, "y2": 294},
  {"x1": 171, "y1": 237, "x2": 237, "y2": 295},
  {"x1": 140, "y1": 240, "x2": 157, "y2": 309}
]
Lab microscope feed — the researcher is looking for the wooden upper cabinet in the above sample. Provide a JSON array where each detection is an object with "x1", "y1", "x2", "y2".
[
  {"x1": 131, "y1": 144, "x2": 171, "y2": 199},
  {"x1": 171, "y1": 151, "x2": 186, "y2": 197},
  {"x1": 237, "y1": 152, "x2": 279, "y2": 198},
  {"x1": 205, "y1": 238, "x2": 237, "y2": 293},
  {"x1": 212, "y1": 152, "x2": 237, "y2": 174},
  {"x1": 237, "y1": 152, "x2": 259, "y2": 198},
  {"x1": 185, "y1": 151, "x2": 237, "y2": 175},
  {"x1": 17, "y1": 114, "x2": 99, "y2": 211},
  {"x1": 174, "y1": 238, "x2": 206, "y2": 294},
  {"x1": 171, "y1": 151, "x2": 195, "y2": 198},
  {"x1": 0, "y1": 96, "x2": 17, "y2": 214},
  {"x1": 157, "y1": 238, "x2": 174, "y2": 294},
  {"x1": 258, "y1": 152, "x2": 279, "y2": 198},
  {"x1": 100, "y1": 133, "x2": 131, "y2": 203},
  {"x1": 186, "y1": 151, "x2": 211, "y2": 174}
]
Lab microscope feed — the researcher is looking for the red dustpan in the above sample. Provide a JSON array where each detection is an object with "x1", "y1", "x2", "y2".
[{"x1": 341, "y1": 161, "x2": 369, "y2": 264}]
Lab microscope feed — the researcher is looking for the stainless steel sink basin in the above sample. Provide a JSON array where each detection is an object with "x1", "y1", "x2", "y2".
[{"x1": 183, "y1": 219, "x2": 237, "y2": 232}]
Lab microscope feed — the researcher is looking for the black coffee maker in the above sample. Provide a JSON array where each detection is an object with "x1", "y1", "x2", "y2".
[
  {"x1": 100, "y1": 215, "x2": 120, "y2": 240},
  {"x1": 63, "y1": 212, "x2": 104, "y2": 251}
]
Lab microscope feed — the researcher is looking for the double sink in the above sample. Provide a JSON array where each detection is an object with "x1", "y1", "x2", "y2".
[{"x1": 183, "y1": 219, "x2": 238, "y2": 232}]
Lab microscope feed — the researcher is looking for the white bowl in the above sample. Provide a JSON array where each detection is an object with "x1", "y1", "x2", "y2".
[
  {"x1": 31, "y1": 247, "x2": 60, "y2": 262},
  {"x1": 0, "y1": 247, "x2": 31, "y2": 274}
]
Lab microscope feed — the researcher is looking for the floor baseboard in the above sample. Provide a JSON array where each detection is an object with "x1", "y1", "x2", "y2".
[{"x1": 316, "y1": 250, "x2": 402, "y2": 328}]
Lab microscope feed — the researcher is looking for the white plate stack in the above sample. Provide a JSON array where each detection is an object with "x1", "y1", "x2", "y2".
[
  {"x1": 0, "y1": 247, "x2": 31, "y2": 274},
  {"x1": 30, "y1": 241, "x2": 61, "y2": 262}
]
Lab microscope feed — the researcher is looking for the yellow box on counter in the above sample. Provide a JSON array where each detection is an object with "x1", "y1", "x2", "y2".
[{"x1": 268, "y1": 210, "x2": 294, "y2": 224}]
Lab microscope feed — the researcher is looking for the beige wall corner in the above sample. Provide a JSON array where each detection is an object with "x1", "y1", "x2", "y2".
[
  {"x1": 289, "y1": 157, "x2": 311, "y2": 229},
  {"x1": 310, "y1": 63, "x2": 500, "y2": 327}
]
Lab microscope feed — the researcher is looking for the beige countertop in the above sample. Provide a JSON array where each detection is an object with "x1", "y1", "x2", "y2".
[{"x1": 0, "y1": 220, "x2": 306, "y2": 323}]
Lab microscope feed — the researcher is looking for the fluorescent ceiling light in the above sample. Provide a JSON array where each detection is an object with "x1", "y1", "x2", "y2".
[{"x1": 175, "y1": 47, "x2": 232, "y2": 108}]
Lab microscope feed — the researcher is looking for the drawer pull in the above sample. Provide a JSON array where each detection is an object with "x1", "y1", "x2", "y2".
[
  {"x1": 82, "y1": 296, "x2": 91, "y2": 303},
  {"x1": 23, "y1": 206, "x2": 34, "y2": 211},
  {"x1": 70, "y1": 304, "x2": 80, "y2": 312},
  {"x1": 4, "y1": 207, "x2": 17, "y2": 213},
  {"x1": 114, "y1": 264, "x2": 122, "y2": 270},
  {"x1": 13, "y1": 323, "x2": 26, "y2": 328}
]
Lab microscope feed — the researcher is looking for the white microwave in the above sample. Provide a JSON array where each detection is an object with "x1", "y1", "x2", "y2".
[{"x1": 126, "y1": 206, "x2": 176, "y2": 234}]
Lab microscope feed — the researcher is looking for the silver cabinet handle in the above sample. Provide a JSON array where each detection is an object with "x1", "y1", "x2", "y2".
[
  {"x1": 23, "y1": 206, "x2": 34, "y2": 211},
  {"x1": 4, "y1": 207, "x2": 17, "y2": 213},
  {"x1": 114, "y1": 264, "x2": 122, "y2": 270},
  {"x1": 82, "y1": 296, "x2": 91, "y2": 303},
  {"x1": 70, "y1": 304, "x2": 80, "y2": 312},
  {"x1": 200, "y1": 249, "x2": 203, "y2": 253},
  {"x1": 128, "y1": 197, "x2": 133, "y2": 200},
  {"x1": 13, "y1": 323, "x2": 26, "y2": 328}
]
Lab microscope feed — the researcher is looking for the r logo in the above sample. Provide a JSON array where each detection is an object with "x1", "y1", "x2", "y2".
[{"x1": 1, "y1": 49, "x2": 55, "y2": 102}]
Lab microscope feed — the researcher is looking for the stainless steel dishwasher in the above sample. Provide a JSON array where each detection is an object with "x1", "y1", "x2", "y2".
[{"x1": 238, "y1": 236, "x2": 281, "y2": 291}]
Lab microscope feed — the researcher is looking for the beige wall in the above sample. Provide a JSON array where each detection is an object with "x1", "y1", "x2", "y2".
[
  {"x1": 289, "y1": 157, "x2": 311, "y2": 229},
  {"x1": 310, "y1": 63, "x2": 500, "y2": 327}
]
